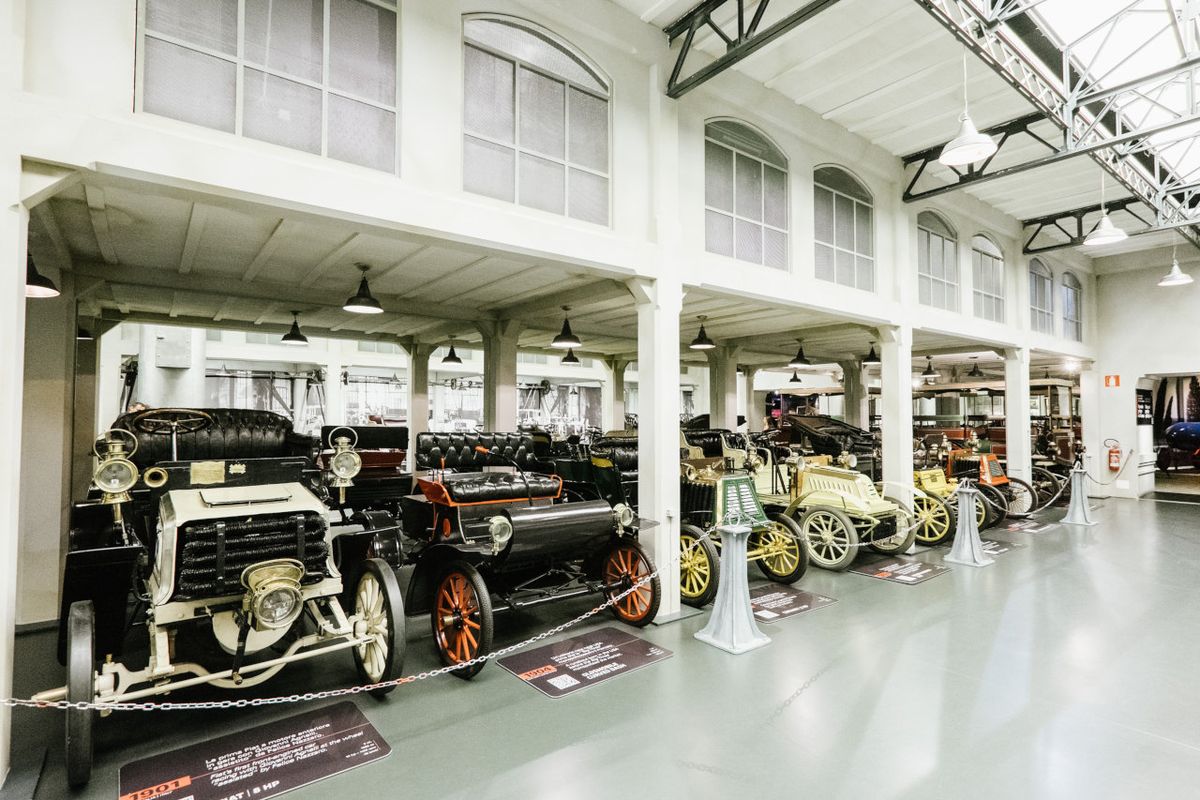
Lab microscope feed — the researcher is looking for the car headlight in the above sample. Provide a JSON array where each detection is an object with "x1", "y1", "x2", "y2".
[
  {"x1": 612, "y1": 502, "x2": 635, "y2": 529},
  {"x1": 487, "y1": 515, "x2": 513, "y2": 555},
  {"x1": 330, "y1": 450, "x2": 362, "y2": 481},
  {"x1": 94, "y1": 457, "x2": 138, "y2": 495},
  {"x1": 241, "y1": 559, "x2": 305, "y2": 630}
]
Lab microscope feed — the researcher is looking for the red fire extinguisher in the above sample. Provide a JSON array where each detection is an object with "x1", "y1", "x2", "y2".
[{"x1": 1103, "y1": 438, "x2": 1121, "y2": 471}]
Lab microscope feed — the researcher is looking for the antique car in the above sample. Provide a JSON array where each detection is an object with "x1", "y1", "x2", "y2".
[
  {"x1": 910, "y1": 467, "x2": 989, "y2": 545},
  {"x1": 777, "y1": 414, "x2": 880, "y2": 480},
  {"x1": 782, "y1": 457, "x2": 915, "y2": 571},
  {"x1": 399, "y1": 438, "x2": 659, "y2": 678},
  {"x1": 944, "y1": 447, "x2": 1038, "y2": 520},
  {"x1": 319, "y1": 424, "x2": 410, "y2": 518},
  {"x1": 36, "y1": 409, "x2": 403, "y2": 787}
]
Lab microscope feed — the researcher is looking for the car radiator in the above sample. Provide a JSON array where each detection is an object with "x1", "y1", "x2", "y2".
[{"x1": 175, "y1": 512, "x2": 329, "y2": 599}]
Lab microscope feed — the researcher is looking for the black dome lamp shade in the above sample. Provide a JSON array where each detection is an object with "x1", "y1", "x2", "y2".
[
  {"x1": 442, "y1": 338, "x2": 463, "y2": 365},
  {"x1": 921, "y1": 356, "x2": 939, "y2": 380},
  {"x1": 789, "y1": 370, "x2": 803, "y2": 384},
  {"x1": 281, "y1": 311, "x2": 308, "y2": 345},
  {"x1": 967, "y1": 357, "x2": 984, "y2": 378},
  {"x1": 343, "y1": 263, "x2": 384, "y2": 314},
  {"x1": 75, "y1": 326, "x2": 94, "y2": 341},
  {"x1": 552, "y1": 306, "x2": 581, "y2": 349},
  {"x1": 862, "y1": 342, "x2": 880, "y2": 365},
  {"x1": 689, "y1": 315, "x2": 716, "y2": 350},
  {"x1": 788, "y1": 340, "x2": 811, "y2": 368},
  {"x1": 561, "y1": 348, "x2": 581, "y2": 365},
  {"x1": 26, "y1": 253, "x2": 59, "y2": 299}
]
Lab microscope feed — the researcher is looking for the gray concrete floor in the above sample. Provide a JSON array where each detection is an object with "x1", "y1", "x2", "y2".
[{"x1": 10, "y1": 497, "x2": 1200, "y2": 800}]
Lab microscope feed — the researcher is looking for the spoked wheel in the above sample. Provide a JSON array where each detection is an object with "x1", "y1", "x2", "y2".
[
  {"x1": 869, "y1": 507, "x2": 917, "y2": 555},
  {"x1": 1031, "y1": 466, "x2": 1066, "y2": 508},
  {"x1": 978, "y1": 483, "x2": 1009, "y2": 527},
  {"x1": 352, "y1": 559, "x2": 405, "y2": 696},
  {"x1": 603, "y1": 540, "x2": 660, "y2": 626},
  {"x1": 65, "y1": 601, "x2": 96, "y2": 789},
  {"x1": 973, "y1": 492, "x2": 989, "y2": 530},
  {"x1": 1002, "y1": 477, "x2": 1038, "y2": 518},
  {"x1": 679, "y1": 524, "x2": 719, "y2": 608},
  {"x1": 431, "y1": 561, "x2": 493, "y2": 680},
  {"x1": 750, "y1": 514, "x2": 809, "y2": 583},
  {"x1": 798, "y1": 507, "x2": 858, "y2": 571},
  {"x1": 913, "y1": 491, "x2": 955, "y2": 546}
]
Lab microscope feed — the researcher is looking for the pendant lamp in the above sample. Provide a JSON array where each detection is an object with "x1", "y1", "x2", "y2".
[
  {"x1": 26, "y1": 253, "x2": 60, "y2": 298},
  {"x1": 561, "y1": 348, "x2": 581, "y2": 365},
  {"x1": 863, "y1": 343, "x2": 880, "y2": 364},
  {"x1": 789, "y1": 370, "x2": 802, "y2": 384},
  {"x1": 967, "y1": 357, "x2": 984, "y2": 378},
  {"x1": 552, "y1": 306, "x2": 581, "y2": 349},
  {"x1": 921, "y1": 356, "x2": 939, "y2": 381},
  {"x1": 1083, "y1": 174, "x2": 1128, "y2": 247},
  {"x1": 442, "y1": 338, "x2": 463, "y2": 365},
  {"x1": 76, "y1": 326, "x2": 94, "y2": 341},
  {"x1": 788, "y1": 340, "x2": 811, "y2": 368},
  {"x1": 689, "y1": 316, "x2": 716, "y2": 350},
  {"x1": 281, "y1": 311, "x2": 308, "y2": 345},
  {"x1": 1158, "y1": 247, "x2": 1194, "y2": 287},
  {"x1": 343, "y1": 264, "x2": 384, "y2": 314},
  {"x1": 938, "y1": 53, "x2": 997, "y2": 168}
]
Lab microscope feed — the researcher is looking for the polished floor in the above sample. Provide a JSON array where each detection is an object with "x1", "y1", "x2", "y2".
[{"x1": 10, "y1": 497, "x2": 1200, "y2": 800}]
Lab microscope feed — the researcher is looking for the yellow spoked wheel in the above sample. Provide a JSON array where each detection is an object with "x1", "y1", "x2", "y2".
[
  {"x1": 749, "y1": 514, "x2": 809, "y2": 583},
  {"x1": 913, "y1": 491, "x2": 954, "y2": 546},
  {"x1": 974, "y1": 493, "x2": 988, "y2": 530},
  {"x1": 679, "y1": 524, "x2": 719, "y2": 608}
]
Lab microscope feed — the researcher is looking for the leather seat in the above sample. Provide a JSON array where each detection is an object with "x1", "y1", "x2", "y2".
[
  {"x1": 683, "y1": 429, "x2": 730, "y2": 458},
  {"x1": 415, "y1": 431, "x2": 554, "y2": 473},
  {"x1": 111, "y1": 408, "x2": 315, "y2": 470},
  {"x1": 442, "y1": 472, "x2": 561, "y2": 503}
]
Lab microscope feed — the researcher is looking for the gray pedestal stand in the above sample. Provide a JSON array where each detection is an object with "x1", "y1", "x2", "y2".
[
  {"x1": 944, "y1": 484, "x2": 994, "y2": 567},
  {"x1": 694, "y1": 524, "x2": 770, "y2": 654},
  {"x1": 1061, "y1": 468, "x2": 1096, "y2": 526}
]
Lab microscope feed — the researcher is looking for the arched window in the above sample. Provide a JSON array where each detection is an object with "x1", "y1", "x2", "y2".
[
  {"x1": 814, "y1": 166, "x2": 873, "y2": 290},
  {"x1": 917, "y1": 211, "x2": 958, "y2": 311},
  {"x1": 1062, "y1": 272, "x2": 1082, "y2": 341},
  {"x1": 1029, "y1": 258, "x2": 1054, "y2": 334},
  {"x1": 462, "y1": 16, "x2": 609, "y2": 224},
  {"x1": 704, "y1": 120, "x2": 788, "y2": 268},
  {"x1": 971, "y1": 234, "x2": 1005, "y2": 322}
]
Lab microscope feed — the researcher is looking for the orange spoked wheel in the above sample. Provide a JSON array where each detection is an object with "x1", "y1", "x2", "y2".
[
  {"x1": 602, "y1": 541, "x2": 660, "y2": 627},
  {"x1": 431, "y1": 561, "x2": 493, "y2": 680}
]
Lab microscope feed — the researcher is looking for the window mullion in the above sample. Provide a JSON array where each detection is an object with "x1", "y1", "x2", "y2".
[
  {"x1": 512, "y1": 63, "x2": 521, "y2": 204},
  {"x1": 235, "y1": 0, "x2": 246, "y2": 136},
  {"x1": 321, "y1": 0, "x2": 331, "y2": 157}
]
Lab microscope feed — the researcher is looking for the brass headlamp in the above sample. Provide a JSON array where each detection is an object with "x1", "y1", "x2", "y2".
[
  {"x1": 241, "y1": 558, "x2": 305, "y2": 630},
  {"x1": 92, "y1": 429, "x2": 140, "y2": 506},
  {"x1": 325, "y1": 427, "x2": 362, "y2": 504}
]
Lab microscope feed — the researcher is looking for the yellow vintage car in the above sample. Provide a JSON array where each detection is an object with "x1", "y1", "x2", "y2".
[{"x1": 910, "y1": 467, "x2": 989, "y2": 545}]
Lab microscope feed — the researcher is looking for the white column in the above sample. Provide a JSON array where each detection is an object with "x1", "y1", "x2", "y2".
[
  {"x1": 839, "y1": 359, "x2": 868, "y2": 428},
  {"x1": 629, "y1": 276, "x2": 682, "y2": 621},
  {"x1": 478, "y1": 319, "x2": 522, "y2": 430},
  {"x1": 879, "y1": 325, "x2": 914, "y2": 492},
  {"x1": 1004, "y1": 347, "x2": 1032, "y2": 482},
  {"x1": 1, "y1": 161, "x2": 31, "y2": 786},
  {"x1": 601, "y1": 357, "x2": 628, "y2": 431},
  {"x1": 742, "y1": 366, "x2": 761, "y2": 431},
  {"x1": 404, "y1": 342, "x2": 431, "y2": 471},
  {"x1": 705, "y1": 344, "x2": 739, "y2": 430}
]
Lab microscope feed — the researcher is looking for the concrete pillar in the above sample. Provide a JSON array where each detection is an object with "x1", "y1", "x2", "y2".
[
  {"x1": 478, "y1": 319, "x2": 522, "y2": 430},
  {"x1": 742, "y1": 366, "x2": 761, "y2": 431},
  {"x1": 602, "y1": 357, "x2": 629, "y2": 431},
  {"x1": 879, "y1": 325, "x2": 914, "y2": 494},
  {"x1": 706, "y1": 344, "x2": 740, "y2": 430},
  {"x1": 839, "y1": 359, "x2": 868, "y2": 429},
  {"x1": 1004, "y1": 347, "x2": 1032, "y2": 481},
  {"x1": 404, "y1": 342, "x2": 432, "y2": 470},
  {"x1": 629, "y1": 276, "x2": 681, "y2": 621}
]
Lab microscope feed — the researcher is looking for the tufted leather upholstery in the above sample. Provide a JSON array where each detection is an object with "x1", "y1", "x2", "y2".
[
  {"x1": 441, "y1": 472, "x2": 561, "y2": 504},
  {"x1": 415, "y1": 431, "x2": 554, "y2": 473},
  {"x1": 682, "y1": 429, "x2": 730, "y2": 458},
  {"x1": 591, "y1": 437, "x2": 639, "y2": 476},
  {"x1": 111, "y1": 408, "x2": 315, "y2": 470}
]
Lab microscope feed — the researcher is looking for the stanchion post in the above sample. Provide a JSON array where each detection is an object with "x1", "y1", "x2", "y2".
[
  {"x1": 944, "y1": 483, "x2": 994, "y2": 567},
  {"x1": 693, "y1": 523, "x2": 770, "y2": 654},
  {"x1": 1061, "y1": 468, "x2": 1096, "y2": 526}
]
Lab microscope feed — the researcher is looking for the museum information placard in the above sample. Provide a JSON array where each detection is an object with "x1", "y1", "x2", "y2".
[{"x1": 498, "y1": 626, "x2": 672, "y2": 698}]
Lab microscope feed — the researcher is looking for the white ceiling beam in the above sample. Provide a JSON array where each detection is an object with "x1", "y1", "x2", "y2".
[
  {"x1": 764, "y1": 4, "x2": 917, "y2": 89},
  {"x1": 253, "y1": 302, "x2": 278, "y2": 325},
  {"x1": 299, "y1": 232, "x2": 360, "y2": 288},
  {"x1": 212, "y1": 296, "x2": 237, "y2": 322},
  {"x1": 491, "y1": 279, "x2": 632, "y2": 318},
  {"x1": 178, "y1": 202, "x2": 210, "y2": 275},
  {"x1": 398, "y1": 254, "x2": 492, "y2": 299},
  {"x1": 242, "y1": 218, "x2": 292, "y2": 282},
  {"x1": 31, "y1": 202, "x2": 73, "y2": 271},
  {"x1": 368, "y1": 244, "x2": 433, "y2": 286},
  {"x1": 784, "y1": 29, "x2": 944, "y2": 105},
  {"x1": 83, "y1": 185, "x2": 119, "y2": 264}
]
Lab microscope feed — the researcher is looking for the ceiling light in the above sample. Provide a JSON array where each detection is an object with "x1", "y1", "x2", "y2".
[
  {"x1": 862, "y1": 343, "x2": 880, "y2": 365},
  {"x1": 689, "y1": 315, "x2": 716, "y2": 350},
  {"x1": 551, "y1": 306, "x2": 581, "y2": 349},
  {"x1": 1063, "y1": 359, "x2": 1080, "y2": 373},
  {"x1": 281, "y1": 311, "x2": 308, "y2": 346},
  {"x1": 788, "y1": 341, "x2": 811, "y2": 368},
  {"x1": 1083, "y1": 175, "x2": 1127, "y2": 247},
  {"x1": 343, "y1": 264, "x2": 384, "y2": 314},
  {"x1": 938, "y1": 53, "x2": 997, "y2": 168},
  {"x1": 1158, "y1": 247, "x2": 1194, "y2": 287},
  {"x1": 442, "y1": 339, "x2": 463, "y2": 365},
  {"x1": 789, "y1": 370, "x2": 802, "y2": 384},
  {"x1": 26, "y1": 253, "x2": 59, "y2": 299},
  {"x1": 76, "y1": 326, "x2": 94, "y2": 341},
  {"x1": 912, "y1": 377, "x2": 924, "y2": 389},
  {"x1": 921, "y1": 356, "x2": 939, "y2": 379},
  {"x1": 967, "y1": 358, "x2": 984, "y2": 378},
  {"x1": 561, "y1": 348, "x2": 580, "y2": 366}
]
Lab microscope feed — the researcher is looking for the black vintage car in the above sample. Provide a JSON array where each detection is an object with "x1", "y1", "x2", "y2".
[
  {"x1": 37, "y1": 408, "x2": 404, "y2": 787},
  {"x1": 778, "y1": 414, "x2": 880, "y2": 479},
  {"x1": 398, "y1": 432, "x2": 660, "y2": 678}
]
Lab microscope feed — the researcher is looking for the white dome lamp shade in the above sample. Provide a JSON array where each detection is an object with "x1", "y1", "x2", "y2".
[
  {"x1": 1084, "y1": 174, "x2": 1128, "y2": 247},
  {"x1": 938, "y1": 53, "x2": 997, "y2": 168},
  {"x1": 1158, "y1": 247, "x2": 1194, "y2": 287}
]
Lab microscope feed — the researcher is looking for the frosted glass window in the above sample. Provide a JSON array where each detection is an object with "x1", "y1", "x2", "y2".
[
  {"x1": 704, "y1": 120, "x2": 788, "y2": 268},
  {"x1": 1062, "y1": 272, "x2": 1082, "y2": 341},
  {"x1": 140, "y1": 0, "x2": 398, "y2": 173},
  {"x1": 1029, "y1": 259, "x2": 1054, "y2": 334},
  {"x1": 917, "y1": 211, "x2": 958, "y2": 311},
  {"x1": 814, "y1": 166, "x2": 872, "y2": 290},
  {"x1": 463, "y1": 16, "x2": 609, "y2": 225},
  {"x1": 972, "y1": 235, "x2": 1005, "y2": 323}
]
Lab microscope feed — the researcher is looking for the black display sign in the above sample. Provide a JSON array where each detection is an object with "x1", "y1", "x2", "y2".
[
  {"x1": 497, "y1": 626, "x2": 672, "y2": 698},
  {"x1": 748, "y1": 584, "x2": 836, "y2": 622},
  {"x1": 1136, "y1": 388, "x2": 1153, "y2": 425},
  {"x1": 849, "y1": 555, "x2": 951, "y2": 584},
  {"x1": 980, "y1": 538, "x2": 1027, "y2": 556},
  {"x1": 1003, "y1": 519, "x2": 1056, "y2": 533},
  {"x1": 118, "y1": 702, "x2": 389, "y2": 800}
]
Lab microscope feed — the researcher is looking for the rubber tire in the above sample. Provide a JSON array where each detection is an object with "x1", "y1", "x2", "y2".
[
  {"x1": 430, "y1": 561, "x2": 494, "y2": 680},
  {"x1": 679, "y1": 524, "x2": 719, "y2": 608},
  {"x1": 973, "y1": 492, "x2": 989, "y2": 530},
  {"x1": 869, "y1": 507, "x2": 917, "y2": 555},
  {"x1": 1031, "y1": 466, "x2": 1064, "y2": 509},
  {"x1": 753, "y1": 513, "x2": 809, "y2": 584},
  {"x1": 798, "y1": 507, "x2": 859, "y2": 571},
  {"x1": 66, "y1": 600, "x2": 96, "y2": 789},
  {"x1": 913, "y1": 491, "x2": 955, "y2": 546},
  {"x1": 978, "y1": 483, "x2": 1008, "y2": 527},
  {"x1": 352, "y1": 558, "x2": 406, "y2": 697},
  {"x1": 1003, "y1": 476, "x2": 1038, "y2": 519},
  {"x1": 604, "y1": 540, "x2": 661, "y2": 627}
]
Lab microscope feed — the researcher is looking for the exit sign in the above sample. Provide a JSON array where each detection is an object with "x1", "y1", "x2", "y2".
[{"x1": 1104, "y1": 375, "x2": 1120, "y2": 388}]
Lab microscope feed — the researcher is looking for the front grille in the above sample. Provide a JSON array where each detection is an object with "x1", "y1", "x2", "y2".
[
  {"x1": 680, "y1": 478, "x2": 715, "y2": 523},
  {"x1": 988, "y1": 460, "x2": 1004, "y2": 478},
  {"x1": 175, "y1": 512, "x2": 328, "y2": 599}
]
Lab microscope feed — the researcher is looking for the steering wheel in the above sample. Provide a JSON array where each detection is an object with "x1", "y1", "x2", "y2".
[{"x1": 132, "y1": 408, "x2": 214, "y2": 436}]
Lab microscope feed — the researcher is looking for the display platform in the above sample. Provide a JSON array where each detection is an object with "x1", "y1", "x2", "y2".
[
  {"x1": 497, "y1": 626, "x2": 672, "y2": 698},
  {"x1": 849, "y1": 555, "x2": 951, "y2": 584},
  {"x1": 748, "y1": 584, "x2": 836, "y2": 623}
]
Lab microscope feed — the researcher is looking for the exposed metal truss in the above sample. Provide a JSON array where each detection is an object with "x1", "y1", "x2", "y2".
[
  {"x1": 664, "y1": 0, "x2": 844, "y2": 98},
  {"x1": 908, "y1": 0, "x2": 1200, "y2": 251},
  {"x1": 1021, "y1": 197, "x2": 1148, "y2": 254},
  {"x1": 979, "y1": 0, "x2": 1047, "y2": 27}
]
